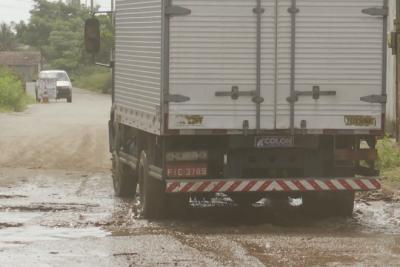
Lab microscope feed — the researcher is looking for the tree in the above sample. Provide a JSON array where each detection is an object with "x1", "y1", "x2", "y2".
[
  {"x1": 15, "y1": 0, "x2": 114, "y2": 73},
  {"x1": 0, "y1": 23, "x2": 17, "y2": 51}
]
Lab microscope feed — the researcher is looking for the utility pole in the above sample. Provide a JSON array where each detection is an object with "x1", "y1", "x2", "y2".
[{"x1": 91, "y1": 0, "x2": 94, "y2": 13}]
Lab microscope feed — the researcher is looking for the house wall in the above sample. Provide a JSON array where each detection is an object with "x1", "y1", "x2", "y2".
[{"x1": 12, "y1": 65, "x2": 39, "y2": 82}]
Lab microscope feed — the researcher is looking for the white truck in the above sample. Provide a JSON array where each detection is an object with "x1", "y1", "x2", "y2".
[{"x1": 85, "y1": 0, "x2": 386, "y2": 219}]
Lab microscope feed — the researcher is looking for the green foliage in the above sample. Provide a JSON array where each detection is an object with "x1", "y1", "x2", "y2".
[
  {"x1": 74, "y1": 66, "x2": 111, "y2": 94},
  {"x1": 0, "y1": 68, "x2": 32, "y2": 112},
  {"x1": 381, "y1": 168, "x2": 400, "y2": 184},
  {"x1": 0, "y1": 23, "x2": 17, "y2": 51},
  {"x1": 14, "y1": 0, "x2": 114, "y2": 73},
  {"x1": 96, "y1": 15, "x2": 114, "y2": 65},
  {"x1": 377, "y1": 136, "x2": 400, "y2": 183},
  {"x1": 377, "y1": 136, "x2": 400, "y2": 170}
]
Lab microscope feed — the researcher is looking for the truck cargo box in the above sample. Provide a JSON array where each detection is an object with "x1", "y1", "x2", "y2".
[{"x1": 114, "y1": 0, "x2": 387, "y2": 136}]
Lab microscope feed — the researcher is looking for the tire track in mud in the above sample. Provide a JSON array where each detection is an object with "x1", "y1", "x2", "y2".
[
  {"x1": 233, "y1": 235, "x2": 400, "y2": 266},
  {"x1": 169, "y1": 232, "x2": 264, "y2": 266}
]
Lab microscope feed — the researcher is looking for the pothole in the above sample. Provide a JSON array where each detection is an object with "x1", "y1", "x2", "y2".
[
  {"x1": 0, "y1": 195, "x2": 27, "y2": 199},
  {"x1": 0, "y1": 203, "x2": 98, "y2": 212},
  {"x1": 0, "y1": 223, "x2": 23, "y2": 229}
]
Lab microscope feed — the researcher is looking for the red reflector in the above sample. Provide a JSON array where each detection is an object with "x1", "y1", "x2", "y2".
[{"x1": 166, "y1": 162, "x2": 208, "y2": 178}]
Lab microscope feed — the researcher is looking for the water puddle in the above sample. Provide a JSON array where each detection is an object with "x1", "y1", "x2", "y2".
[
  {"x1": 0, "y1": 225, "x2": 108, "y2": 248},
  {"x1": 355, "y1": 201, "x2": 400, "y2": 234},
  {"x1": 0, "y1": 209, "x2": 110, "y2": 249}
]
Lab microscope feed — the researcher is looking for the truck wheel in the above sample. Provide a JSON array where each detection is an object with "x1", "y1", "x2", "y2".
[
  {"x1": 112, "y1": 153, "x2": 137, "y2": 197},
  {"x1": 166, "y1": 195, "x2": 190, "y2": 217},
  {"x1": 137, "y1": 151, "x2": 166, "y2": 219},
  {"x1": 330, "y1": 192, "x2": 355, "y2": 217},
  {"x1": 67, "y1": 96, "x2": 72, "y2": 103},
  {"x1": 111, "y1": 124, "x2": 137, "y2": 197}
]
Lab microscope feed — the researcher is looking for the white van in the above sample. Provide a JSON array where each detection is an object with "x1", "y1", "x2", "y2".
[{"x1": 36, "y1": 70, "x2": 72, "y2": 103}]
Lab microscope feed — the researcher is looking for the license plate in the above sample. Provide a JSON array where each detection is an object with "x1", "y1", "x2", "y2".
[
  {"x1": 344, "y1": 115, "x2": 376, "y2": 127},
  {"x1": 166, "y1": 162, "x2": 208, "y2": 178},
  {"x1": 255, "y1": 136, "x2": 294, "y2": 148}
]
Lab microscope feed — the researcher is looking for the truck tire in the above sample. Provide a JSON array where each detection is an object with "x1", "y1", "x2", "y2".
[
  {"x1": 137, "y1": 151, "x2": 166, "y2": 219},
  {"x1": 303, "y1": 192, "x2": 355, "y2": 217},
  {"x1": 330, "y1": 192, "x2": 355, "y2": 217},
  {"x1": 166, "y1": 195, "x2": 190, "y2": 217},
  {"x1": 111, "y1": 124, "x2": 137, "y2": 197},
  {"x1": 67, "y1": 95, "x2": 72, "y2": 103},
  {"x1": 112, "y1": 153, "x2": 137, "y2": 197}
]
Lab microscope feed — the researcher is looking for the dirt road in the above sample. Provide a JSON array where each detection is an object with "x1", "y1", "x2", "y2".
[{"x1": 0, "y1": 89, "x2": 400, "y2": 266}]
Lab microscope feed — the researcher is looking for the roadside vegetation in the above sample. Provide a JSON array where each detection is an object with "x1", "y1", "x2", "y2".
[
  {"x1": 74, "y1": 67, "x2": 111, "y2": 94},
  {"x1": 377, "y1": 136, "x2": 400, "y2": 185},
  {"x1": 0, "y1": 68, "x2": 33, "y2": 112},
  {"x1": 1, "y1": 0, "x2": 113, "y2": 93}
]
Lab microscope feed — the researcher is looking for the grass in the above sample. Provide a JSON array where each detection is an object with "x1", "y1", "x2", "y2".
[
  {"x1": 74, "y1": 67, "x2": 112, "y2": 94},
  {"x1": 377, "y1": 136, "x2": 400, "y2": 185},
  {"x1": 0, "y1": 68, "x2": 34, "y2": 112}
]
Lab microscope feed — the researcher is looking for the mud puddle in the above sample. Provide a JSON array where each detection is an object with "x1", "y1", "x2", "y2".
[
  {"x1": 355, "y1": 200, "x2": 400, "y2": 234},
  {"x1": 0, "y1": 207, "x2": 110, "y2": 249},
  {"x1": 0, "y1": 202, "x2": 97, "y2": 212},
  {"x1": 0, "y1": 195, "x2": 27, "y2": 199},
  {"x1": 106, "y1": 195, "x2": 400, "y2": 239},
  {"x1": 0, "y1": 225, "x2": 107, "y2": 248}
]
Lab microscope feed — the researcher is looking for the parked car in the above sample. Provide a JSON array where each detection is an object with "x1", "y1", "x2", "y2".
[{"x1": 36, "y1": 70, "x2": 73, "y2": 103}]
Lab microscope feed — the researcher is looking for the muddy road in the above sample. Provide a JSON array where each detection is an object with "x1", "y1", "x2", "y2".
[{"x1": 0, "y1": 89, "x2": 400, "y2": 266}]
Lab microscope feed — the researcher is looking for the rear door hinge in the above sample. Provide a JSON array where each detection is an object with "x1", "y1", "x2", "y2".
[
  {"x1": 362, "y1": 7, "x2": 388, "y2": 17},
  {"x1": 360, "y1": 94, "x2": 387, "y2": 104},
  {"x1": 165, "y1": 5, "x2": 191, "y2": 17}
]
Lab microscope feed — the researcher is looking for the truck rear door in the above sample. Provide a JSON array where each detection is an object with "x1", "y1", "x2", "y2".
[
  {"x1": 168, "y1": 0, "x2": 276, "y2": 131},
  {"x1": 167, "y1": 0, "x2": 386, "y2": 132},
  {"x1": 276, "y1": 0, "x2": 386, "y2": 131}
]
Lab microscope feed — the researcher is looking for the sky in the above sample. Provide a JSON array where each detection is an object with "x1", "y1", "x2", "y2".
[{"x1": 0, "y1": 0, "x2": 111, "y2": 24}]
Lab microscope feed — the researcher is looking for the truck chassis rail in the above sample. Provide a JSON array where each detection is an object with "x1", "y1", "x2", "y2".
[{"x1": 166, "y1": 177, "x2": 381, "y2": 194}]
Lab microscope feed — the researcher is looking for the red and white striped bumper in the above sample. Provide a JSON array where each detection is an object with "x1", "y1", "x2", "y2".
[{"x1": 165, "y1": 177, "x2": 381, "y2": 193}]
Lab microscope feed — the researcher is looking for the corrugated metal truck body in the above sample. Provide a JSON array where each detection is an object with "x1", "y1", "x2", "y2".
[
  {"x1": 111, "y1": 0, "x2": 385, "y2": 218},
  {"x1": 114, "y1": 0, "x2": 163, "y2": 134},
  {"x1": 115, "y1": 0, "x2": 386, "y2": 135}
]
